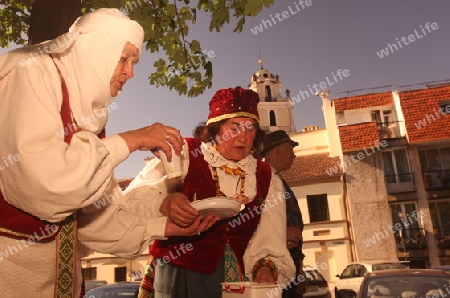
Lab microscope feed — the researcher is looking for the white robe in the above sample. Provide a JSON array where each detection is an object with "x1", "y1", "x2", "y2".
[{"x1": 0, "y1": 51, "x2": 167, "y2": 298}]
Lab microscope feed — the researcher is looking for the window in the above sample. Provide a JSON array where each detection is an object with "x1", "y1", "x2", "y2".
[
  {"x1": 372, "y1": 110, "x2": 392, "y2": 126},
  {"x1": 114, "y1": 266, "x2": 127, "y2": 282},
  {"x1": 304, "y1": 268, "x2": 326, "y2": 282},
  {"x1": 391, "y1": 203, "x2": 421, "y2": 231},
  {"x1": 82, "y1": 267, "x2": 97, "y2": 281},
  {"x1": 307, "y1": 194, "x2": 329, "y2": 222},
  {"x1": 340, "y1": 265, "x2": 353, "y2": 279},
  {"x1": 382, "y1": 110, "x2": 391, "y2": 124},
  {"x1": 391, "y1": 203, "x2": 424, "y2": 249},
  {"x1": 419, "y1": 147, "x2": 450, "y2": 189},
  {"x1": 429, "y1": 200, "x2": 450, "y2": 248},
  {"x1": 269, "y1": 110, "x2": 277, "y2": 126},
  {"x1": 265, "y1": 85, "x2": 272, "y2": 102},
  {"x1": 382, "y1": 149, "x2": 411, "y2": 183},
  {"x1": 429, "y1": 200, "x2": 450, "y2": 230},
  {"x1": 419, "y1": 147, "x2": 450, "y2": 171},
  {"x1": 354, "y1": 264, "x2": 367, "y2": 277},
  {"x1": 439, "y1": 100, "x2": 450, "y2": 115},
  {"x1": 371, "y1": 110, "x2": 381, "y2": 124},
  {"x1": 371, "y1": 263, "x2": 406, "y2": 271}
]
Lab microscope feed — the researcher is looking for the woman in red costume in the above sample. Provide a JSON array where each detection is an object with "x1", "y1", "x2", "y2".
[{"x1": 129, "y1": 86, "x2": 295, "y2": 298}]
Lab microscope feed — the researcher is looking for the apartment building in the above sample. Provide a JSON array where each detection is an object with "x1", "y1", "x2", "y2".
[{"x1": 317, "y1": 83, "x2": 450, "y2": 268}]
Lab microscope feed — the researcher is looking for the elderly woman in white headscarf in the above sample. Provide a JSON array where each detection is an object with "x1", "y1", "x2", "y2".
[{"x1": 0, "y1": 8, "x2": 216, "y2": 298}]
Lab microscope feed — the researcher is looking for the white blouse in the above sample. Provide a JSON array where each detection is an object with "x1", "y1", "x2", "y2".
[{"x1": 127, "y1": 141, "x2": 296, "y2": 285}]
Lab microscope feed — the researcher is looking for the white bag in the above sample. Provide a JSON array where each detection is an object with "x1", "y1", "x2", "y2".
[{"x1": 221, "y1": 282, "x2": 282, "y2": 298}]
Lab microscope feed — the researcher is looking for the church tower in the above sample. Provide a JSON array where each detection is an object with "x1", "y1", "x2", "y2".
[{"x1": 249, "y1": 59, "x2": 296, "y2": 133}]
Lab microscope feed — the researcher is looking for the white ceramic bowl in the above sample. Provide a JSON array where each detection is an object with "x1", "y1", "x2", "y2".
[{"x1": 190, "y1": 197, "x2": 242, "y2": 219}]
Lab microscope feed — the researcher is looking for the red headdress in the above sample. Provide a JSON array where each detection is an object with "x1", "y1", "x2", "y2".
[{"x1": 206, "y1": 86, "x2": 260, "y2": 125}]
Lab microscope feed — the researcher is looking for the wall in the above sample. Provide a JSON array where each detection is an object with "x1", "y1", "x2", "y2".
[
  {"x1": 258, "y1": 101, "x2": 295, "y2": 132},
  {"x1": 292, "y1": 180, "x2": 352, "y2": 282},
  {"x1": 294, "y1": 181, "x2": 345, "y2": 222},
  {"x1": 319, "y1": 90, "x2": 343, "y2": 158},
  {"x1": 82, "y1": 253, "x2": 148, "y2": 284},
  {"x1": 290, "y1": 129, "x2": 329, "y2": 156},
  {"x1": 344, "y1": 105, "x2": 395, "y2": 126},
  {"x1": 343, "y1": 150, "x2": 398, "y2": 261}
]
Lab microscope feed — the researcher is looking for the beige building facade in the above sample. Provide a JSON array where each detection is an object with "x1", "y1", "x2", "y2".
[
  {"x1": 318, "y1": 83, "x2": 450, "y2": 268},
  {"x1": 81, "y1": 251, "x2": 148, "y2": 284},
  {"x1": 282, "y1": 128, "x2": 351, "y2": 283}
]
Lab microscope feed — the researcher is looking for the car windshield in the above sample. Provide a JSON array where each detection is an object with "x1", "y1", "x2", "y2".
[
  {"x1": 371, "y1": 263, "x2": 406, "y2": 271},
  {"x1": 304, "y1": 270, "x2": 326, "y2": 282},
  {"x1": 85, "y1": 280, "x2": 108, "y2": 291},
  {"x1": 86, "y1": 285, "x2": 139, "y2": 298},
  {"x1": 362, "y1": 276, "x2": 450, "y2": 298}
]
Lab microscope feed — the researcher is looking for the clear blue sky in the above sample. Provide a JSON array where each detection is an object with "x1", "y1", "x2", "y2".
[{"x1": 2, "y1": 1, "x2": 449, "y2": 179}]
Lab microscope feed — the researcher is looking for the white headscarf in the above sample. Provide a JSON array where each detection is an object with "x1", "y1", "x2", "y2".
[{"x1": 0, "y1": 8, "x2": 144, "y2": 134}]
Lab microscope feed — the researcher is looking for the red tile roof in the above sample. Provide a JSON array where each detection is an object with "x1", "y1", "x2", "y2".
[
  {"x1": 338, "y1": 122, "x2": 380, "y2": 152},
  {"x1": 334, "y1": 92, "x2": 393, "y2": 111},
  {"x1": 399, "y1": 85, "x2": 450, "y2": 143},
  {"x1": 282, "y1": 153, "x2": 342, "y2": 182}
]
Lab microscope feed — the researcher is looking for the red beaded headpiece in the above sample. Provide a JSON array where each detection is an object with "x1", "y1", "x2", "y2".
[{"x1": 206, "y1": 86, "x2": 260, "y2": 125}]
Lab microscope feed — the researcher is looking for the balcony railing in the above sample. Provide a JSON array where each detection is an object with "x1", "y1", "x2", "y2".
[
  {"x1": 385, "y1": 173, "x2": 415, "y2": 193},
  {"x1": 394, "y1": 228, "x2": 427, "y2": 250},
  {"x1": 422, "y1": 170, "x2": 450, "y2": 190},
  {"x1": 395, "y1": 227, "x2": 450, "y2": 250},
  {"x1": 377, "y1": 121, "x2": 404, "y2": 139},
  {"x1": 435, "y1": 227, "x2": 450, "y2": 249}
]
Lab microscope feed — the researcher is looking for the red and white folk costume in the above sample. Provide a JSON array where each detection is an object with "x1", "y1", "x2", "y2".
[{"x1": 128, "y1": 87, "x2": 295, "y2": 297}]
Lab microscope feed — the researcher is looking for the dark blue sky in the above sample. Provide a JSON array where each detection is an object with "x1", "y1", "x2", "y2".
[
  {"x1": 3, "y1": 1, "x2": 449, "y2": 178},
  {"x1": 110, "y1": 0, "x2": 450, "y2": 179}
]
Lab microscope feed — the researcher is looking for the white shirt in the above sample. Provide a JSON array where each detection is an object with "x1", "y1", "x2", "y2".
[{"x1": 127, "y1": 141, "x2": 296, "y2": 285}]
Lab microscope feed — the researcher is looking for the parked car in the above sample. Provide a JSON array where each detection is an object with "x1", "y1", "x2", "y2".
[
  {"x1": 84, "y1": 281, "x2": 140, "y2": 298},
  {"x1": 84, "y1": 280, "x2": 108, "y2": 291},
  {"x1": 432, "y1": 265, "x2": 450, "y2": 273},
  {"x1": 356, "y1": 268, "x2": 450, "y2": 298},
  {"x1": 334, "y1": 260, "x2": 408, "y2": 298},
  {"x1": 303, "y1": 266, "x2": 331, "y2": 298}
]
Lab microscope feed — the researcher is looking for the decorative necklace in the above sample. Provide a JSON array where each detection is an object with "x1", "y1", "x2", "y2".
[
  {"x1": 219, "y1": 165, "x2": 244, "y2": 176},
  {"x1": 212, "y1": 166, "x2": 249, "y2": 203}
]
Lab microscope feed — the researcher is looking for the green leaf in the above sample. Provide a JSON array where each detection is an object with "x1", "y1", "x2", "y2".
[{"x1": 0, "y1": 0, "x2": 274, "y2": 97}]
